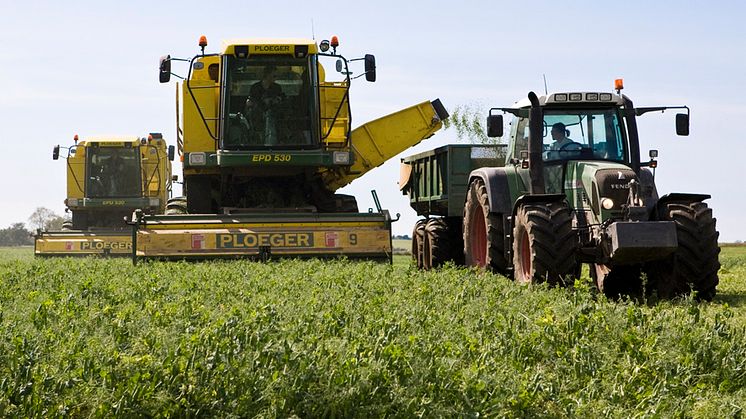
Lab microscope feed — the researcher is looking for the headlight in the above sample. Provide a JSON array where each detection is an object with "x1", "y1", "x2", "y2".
[
  {"x1": 66, "y1": 198, "x2": 79, "y2": 207},
  {"x1": 188, "y1": 152, "x2": 206, "y2": 165},
  {"x1": 333, "y1": 151, "x2": 350, "y2": 165},
  {"x1": 601, "y1": 197, "x2": 615, "y2": 210},
  {"x1": 148, "y1": 198, "x2": 160, "y2": 207}
]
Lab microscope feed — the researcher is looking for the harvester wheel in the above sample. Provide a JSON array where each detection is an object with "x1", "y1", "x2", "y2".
[
  {"x1": 425, "y1": 217, "x2": 457, "y2": 269},
  {"x1": 463, "y1": 179, "x2": 508, "y2": 274},
  {"x1": 61, "y1": 220, "x2": 73, "y2": 231},
  {"x1": 653, "y1": 202, "x2": 720, "y2": 300},
  {"x1": 512, "y1": 202, "x2": 577, "y2": 286},
  {"x1": 72, "y1": 211, "x2": 89, "y2": 230},
  {"x1": 165, "y1": 197, "x2": 188, "y2": 215},
  {"x1": 413, "y1": 219, "x2": 427, "y2": 269},
  {"x1": 185, "y1": 176, "x2": 213, "y2": 214}
]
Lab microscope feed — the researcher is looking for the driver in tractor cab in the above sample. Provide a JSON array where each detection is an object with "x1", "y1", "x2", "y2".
[
  {"x1": 546, "y1": 122, "x2": 580, "y2": 160},
  {"x1": 245, "y1": 66, "x2": 286, "y2": 145}
]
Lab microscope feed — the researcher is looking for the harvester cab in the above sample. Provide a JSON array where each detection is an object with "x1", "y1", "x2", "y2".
[
  {"x1": 35, "y1": 134, "x2": 175, "y2": 256},
  {"x1": 133, "y1": 35, "x2": 448, "y2": 262}
]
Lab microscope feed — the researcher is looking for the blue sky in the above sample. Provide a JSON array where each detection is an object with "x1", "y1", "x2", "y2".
[{"x1": 1, "y1": 1, "x2": 744, "y2": 240}]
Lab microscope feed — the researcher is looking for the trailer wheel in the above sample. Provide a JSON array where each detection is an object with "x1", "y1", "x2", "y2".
[
  {"x1": 653, "y1": 202, "x2": 720, "y2": 300},
  {"x1": 512, "y1": 202, "x2": 577, "y2": 286},
  {"x1": 413, "y1": 219, "x2": 427, "y2": 269},
  {"x1": 463, "y1": 179, "x2": 508, "y2": 274},
  {"x1": 425, "y1": 218, "x2": 459, "y2": 269}
]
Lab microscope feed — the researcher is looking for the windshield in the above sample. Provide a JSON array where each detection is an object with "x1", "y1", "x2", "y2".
[
  {"x1": 222, "y1": 55, "x2": 317, "y2": 149},
  {"x1": 85, "y1": 146, "x2": 141, "y2": 198},
  {"x1": 514, "y1": 108, "x2": 626, "y2": 162}
]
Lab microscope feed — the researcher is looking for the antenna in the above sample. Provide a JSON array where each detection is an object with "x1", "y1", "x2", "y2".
[
  {"x1": 542, "y1": 74, "x2": 548, "y2": 95},
  {"x1": 311, "y1": 19, "x2": 316, "y2": 40}
]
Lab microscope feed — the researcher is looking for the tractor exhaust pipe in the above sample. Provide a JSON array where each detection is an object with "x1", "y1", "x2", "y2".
[{"x1": 528, "y1": 92, "x2": 545, "y2": 194}]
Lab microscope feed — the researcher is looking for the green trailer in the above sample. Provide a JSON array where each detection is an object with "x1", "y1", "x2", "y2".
[{"x1": 400, "y1": 144, "x2": 506, "y2": 268}]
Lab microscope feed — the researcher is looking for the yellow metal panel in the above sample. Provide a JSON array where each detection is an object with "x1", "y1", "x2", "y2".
[
  {"x1": 136, "y1": 225, "x2": 390, "y2": 258},
  {"x1": 324, "y1": 100, "x2": 444, "y2": 190},
  {"x1": 182, "y1": 80, "x2": 218, "y2": 153},
  {"x1": 35, "y1": 233, "x2": 132, "y2": 256},
  {"x1": 222, "y1": 39, "x2": 318, "y2": 55},
  {"x1": 319, "y1": 82, "x2": 350, "y2": 144}
]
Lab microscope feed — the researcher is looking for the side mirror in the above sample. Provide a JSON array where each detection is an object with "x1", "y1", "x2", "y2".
[
  {"x1": 335, "y1": 59, "x2": 344, "y2": 73},
  {"x1": 167, "y1": 145, "x2": 175, "y2": 161},
  {"x1": 364, "y1": 54, "x2": 376, "y2": 82},
  {"x1": 487, "y1": 114, "x2": 504, "y2": 138},
  {"x1": 676, "y1": 113, "x2": 689, "y2": 136},
  {"x1": 52, "y1": 145, "x2": 60, "y2": 160},
  {"x1": 159, "y1": 55, "x2": 172, "y2": 83}
]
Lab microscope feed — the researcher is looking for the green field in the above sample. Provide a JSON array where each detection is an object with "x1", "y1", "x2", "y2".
[{"x1": 1, "y1": 246, "x2": 745, "y2": 416}]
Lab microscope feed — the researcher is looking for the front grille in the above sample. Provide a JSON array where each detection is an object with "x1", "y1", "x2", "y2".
[{"x1": 595, "y1": 168, "x2": 637, "y2": 208}]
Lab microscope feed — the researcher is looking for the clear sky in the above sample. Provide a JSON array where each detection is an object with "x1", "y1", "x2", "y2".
[{"x1": 1, "y1": 0, "x2": 744, "y2": 241}]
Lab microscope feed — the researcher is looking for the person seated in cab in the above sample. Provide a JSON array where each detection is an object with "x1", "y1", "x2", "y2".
[
  {"x1": 245, "y1": 66, "x2": 286, "y2": 145},
  {"x1": 545, "y1": 122, "x2": 581, "y2": 160}
]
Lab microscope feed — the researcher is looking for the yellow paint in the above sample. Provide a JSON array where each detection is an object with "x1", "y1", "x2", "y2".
[{"x1": 35, "y1": 234, "x2": 132, "y2": 255}]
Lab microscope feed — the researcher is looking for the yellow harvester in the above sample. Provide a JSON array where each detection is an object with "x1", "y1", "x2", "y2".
[
  {"x1": 131, "y1": 35, "x2": 447, "y2": 262},
  {"x1": 35, "y1": 134, "x2": 174, "y2": 256}
]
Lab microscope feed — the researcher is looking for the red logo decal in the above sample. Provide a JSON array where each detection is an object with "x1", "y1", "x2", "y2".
[
  {"x1": 325, "y1": 232, "x2": 339, "y2": 248},
  {"x1": 191, "y1": 234, "x2": 205, "y2": 249}
]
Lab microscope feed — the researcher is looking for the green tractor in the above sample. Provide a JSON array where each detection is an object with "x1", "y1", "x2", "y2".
[{"x1": 402, "y1": 82, "x2": 720, "y2": 299}]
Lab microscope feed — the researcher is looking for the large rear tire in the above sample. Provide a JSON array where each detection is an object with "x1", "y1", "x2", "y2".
[
  {"x1": 463, "y1": 179, "x2": 508, "y2": 274},
  {"x1": 512, "y1": 202, "x2": 577, "y2": 286},
  {"x1": 652, "y1": 202, "x2": 720, "y2": 300}
]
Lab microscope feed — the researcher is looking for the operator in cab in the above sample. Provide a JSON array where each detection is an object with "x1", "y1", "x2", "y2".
[
  {"x1": 546, "y1": 122, "x2": 580, "y2": 160},
  {"x1": 245, "y1": 66, "x2": 286, "y2": 145}
]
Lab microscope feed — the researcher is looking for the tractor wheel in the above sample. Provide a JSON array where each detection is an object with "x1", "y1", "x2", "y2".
[
  {"x1": 165, "y1": 196, "x2": 188, "y2": 215},
  {"x1": 512, "y1": 202, "x2": 577, "y2": 286},
  {"x1": 185, "y1": 176, "x2": 213, "y2": 214},
  {"x1": 61, "y1": 220, "x2": 73, "y2": 231},
  {"x1": 652, "y1": 202, "x2": 720, "y2": 301},
  {"x1": 425, "y1": 218, "x2": 457, "y2": 269},
  {"x1": 463, "y1": 179, "x2": 508, "y2": 274},
  {"x1": 413, "y1": 219, "x2": 427, "y2": 269}
]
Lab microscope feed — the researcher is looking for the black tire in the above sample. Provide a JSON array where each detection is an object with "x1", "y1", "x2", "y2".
[
  {"x1": 72, "y1": 211, "x2": 89, "y2": 230},
  {"x1": 333, "y1": 194, "x2": 358, "y2": 213},
  {"x1": 512, "y1": 202, "x2": 577, "y2": 286},
  {"x1": 165, "y1": 196, "x2": 188, "y2": 215},
  {"x1": 424, "y1": 218, "x2": 459, "y2": 269},
  {"x1": 413, "y1": 219, "x2": 427, "y2": 269},
  {"x1": 463, "y1": 179, "x2": 509, "y2": 274},
  {"x1": 61, "y1": 220, "x2": 73, "y2": 231},
  {"x1": 652, "y1": 202, "x2": 720, "y2": 300},
  {"x1": 186, "y1": 176, "x2": 213, "y2": 214}
]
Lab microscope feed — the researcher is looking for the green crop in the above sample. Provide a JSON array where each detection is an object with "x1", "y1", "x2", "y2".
[{"x1": 0, "y1": 248, "x2": 744, "y2": 417}]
